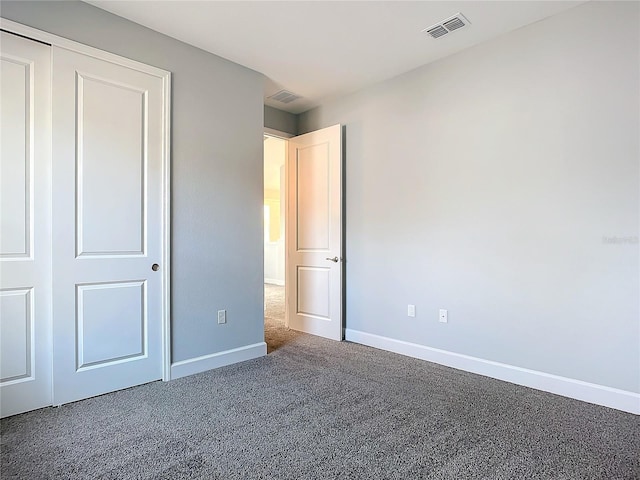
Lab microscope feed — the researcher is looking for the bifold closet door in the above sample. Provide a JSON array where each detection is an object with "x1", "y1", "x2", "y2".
[
  {"x1": 52, "y1": 46, "x2": 164, "y2": 406},
  {"x1": 0, "y1": 32, "x2": 53, "y2": 417}
]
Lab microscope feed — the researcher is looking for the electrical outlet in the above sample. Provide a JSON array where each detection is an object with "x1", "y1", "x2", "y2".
[
  {"x1": 408, "y1": 304, "x2": 416, "y2": 317},
  {"x1": 217, "y1": 309, "x2": 226, "y2": 324},
  {"x1": 439, "y1": 309, "x2": 448, "y2": 323}
]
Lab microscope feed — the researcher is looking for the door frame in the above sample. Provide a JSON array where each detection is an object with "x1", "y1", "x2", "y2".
[
  {"x1": 263, "y1": 128, "x2": 292, "y2": 327},
  {"x1": 0, "y1": 18, "x2": 173, "y2": 381}
]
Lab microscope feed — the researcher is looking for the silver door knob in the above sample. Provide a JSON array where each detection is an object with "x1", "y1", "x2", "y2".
[
  {"x1": 152, "y1": 263, "x2": 160, "y2": 271},
  {"x1": 325, "y1": 256, "x2": 339, "y2": 263}
]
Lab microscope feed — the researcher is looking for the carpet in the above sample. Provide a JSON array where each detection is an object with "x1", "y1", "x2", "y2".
[{"x1": 2, "y1": 291, "x2": 639, "y2": 479}]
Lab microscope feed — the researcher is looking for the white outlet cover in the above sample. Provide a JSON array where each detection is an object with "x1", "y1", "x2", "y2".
[
  {"x1": 217, "y1": 309, "x2": 226, "y2": 324},
  {"x1": 408, "y1": 304, "x2": 416, "y2": 317}
]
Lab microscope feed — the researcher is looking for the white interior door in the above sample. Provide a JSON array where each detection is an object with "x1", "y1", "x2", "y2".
[
  {"x1": 286, "y1": 124, "x2": 343, "y2": 340},
  {"x1": 0, "y1": 32, "x2": 52, "y2": 417},
  {"x1": 52, "y1": 46, "x2": 164, "y2": 405}
]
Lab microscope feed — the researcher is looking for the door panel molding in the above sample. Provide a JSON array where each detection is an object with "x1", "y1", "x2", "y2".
[
  {"x1": 0, "y1": 53, "x2": 33, "y2": 259},
  {"x1": 75, "y1": 72, "x2": 148, "y2": 258},
  {"x1": 75, "y1": 280, "x2": 147, "y2": 370},
  {"x1": 0, "y1": 287, "x2": 34, "y2": 384}
]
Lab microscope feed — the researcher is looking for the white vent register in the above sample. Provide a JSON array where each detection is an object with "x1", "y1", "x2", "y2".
[
  {"x1": 268, "y1": 89, "x2": 301, "y2": 104},
  {"x1": 423, "y1": 13, "x2": 470, "y2": 39}
]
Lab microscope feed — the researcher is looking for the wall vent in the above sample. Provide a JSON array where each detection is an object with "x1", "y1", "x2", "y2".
[
  {"x1": 423, "y1": 13, "x2": 470, "y2": 39},
  {"x1": 268, "y1": 90, "x2": 301, "y2": 104}
]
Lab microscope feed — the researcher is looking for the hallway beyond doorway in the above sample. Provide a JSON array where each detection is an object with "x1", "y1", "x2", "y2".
[{"x1": 264, "y1": 283, "x2": 300, "y2": 353}]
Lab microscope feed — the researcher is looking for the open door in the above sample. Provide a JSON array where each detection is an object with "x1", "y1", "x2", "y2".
[{"x1": 286, "y1": 124, "x2": 343, "y2": 340}]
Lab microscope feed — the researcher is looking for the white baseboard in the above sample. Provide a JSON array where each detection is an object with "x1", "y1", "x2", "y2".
[
  {"x1": 345, "y1": 329, "x2": 639, "y2": 415},
  {"x1": 264, "y1": 278, "x2": 285, "y2": 286},
  {"x1": 170, "y1": 342, "x2": 267, "y2": 380}
]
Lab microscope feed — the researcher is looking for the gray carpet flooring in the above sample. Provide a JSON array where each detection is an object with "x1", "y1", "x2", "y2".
[{"x1": 1, "y1": 285, "x2": 639, "y2": 479}]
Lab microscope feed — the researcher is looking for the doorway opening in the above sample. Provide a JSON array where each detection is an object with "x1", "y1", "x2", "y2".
[
  {"x1": 263, "y1": 134, "x2": 297, "y2": 352},
  {"x1": 263, "y1": 124, "x2": 344, "y2": 351}
]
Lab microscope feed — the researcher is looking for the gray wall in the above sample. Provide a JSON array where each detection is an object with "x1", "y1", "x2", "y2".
[
  {"x1": 2, "y1": 1, "x2": 266, "y2": 362},
  {"x1": 300, "y1": 1, "x2": 640, "y2": 393},
  {"x1": 264, "y1": 105, "x2": 298, "y2": 135}
]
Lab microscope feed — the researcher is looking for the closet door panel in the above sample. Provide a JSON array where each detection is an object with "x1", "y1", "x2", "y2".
[
  {"x1": 0, "y1": 32, "x2": 53, "y2": 418},
  {"x1": 52, "y1": 46, "x2": 164, "y2": 405}
]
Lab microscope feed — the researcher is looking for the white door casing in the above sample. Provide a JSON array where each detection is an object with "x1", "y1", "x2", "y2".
[
  {"x1": 51, "y1": 46, "x2": 166, "y2": 405},
  {"x1": 286, "y1": 124, "x2": 343, "y2": 340},
  {"x1": 0, "y1": 32, "x2": 53, "y2": 417}
]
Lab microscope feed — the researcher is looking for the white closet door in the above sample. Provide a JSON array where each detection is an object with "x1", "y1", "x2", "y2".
[
  {"x1": 0, "y1": 32, "x2": 52, "y2": 417},
  {"x1": 52, "y1": 46, "x2": 164, "y2": 405}
]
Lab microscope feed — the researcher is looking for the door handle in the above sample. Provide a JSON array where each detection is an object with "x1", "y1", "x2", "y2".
[
  {"x1": 325, "y1": 256, "x2": 340, "y2": 263},
  {"x1": 152, "y1": 263, "x2": 160, "y2": 271}
]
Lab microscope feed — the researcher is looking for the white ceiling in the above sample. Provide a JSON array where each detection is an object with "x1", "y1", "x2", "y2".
[{"x1": 87, "y1": 1, "x2": 584, "y2": 114}]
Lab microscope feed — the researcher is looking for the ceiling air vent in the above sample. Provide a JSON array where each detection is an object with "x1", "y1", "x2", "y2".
[
  {"x1": 423, "y1": 13, "x2": 470, "y2": 39},
  {"x1": 268, "y1": 89, "x2": 301, "y2": 104},
  {"x1": 426, "y1": 25, "x2": 448, "y2": 39}
]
